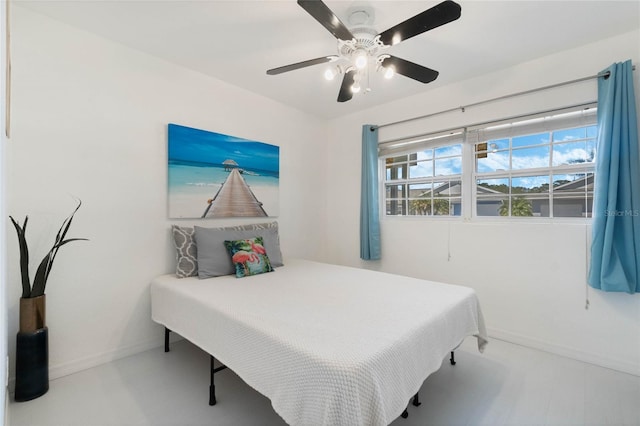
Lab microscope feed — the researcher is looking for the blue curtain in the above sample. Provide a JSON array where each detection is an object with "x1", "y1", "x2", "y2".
[
  {"x1": 588, "y1": 60, "x2": 640, "y2": 293},
  {"x1": 360, "y1": 125, "x2": 381, "y2": 260}
]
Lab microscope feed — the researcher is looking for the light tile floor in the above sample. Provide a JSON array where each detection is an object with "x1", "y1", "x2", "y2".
[{"x1": 9, "y1": 338, "x2": 640, "y2": 425}]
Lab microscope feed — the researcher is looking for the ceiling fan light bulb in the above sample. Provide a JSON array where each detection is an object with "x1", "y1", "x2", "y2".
[
  {"x1": 324, "y1": 67, "x2": 337, "y2": 81},
  {"x1": 384, "y1": 66, "x2": 395, "y2": 79},
  {"x1": 354, "y1": 51, "x2": 368, "y2": 69}
]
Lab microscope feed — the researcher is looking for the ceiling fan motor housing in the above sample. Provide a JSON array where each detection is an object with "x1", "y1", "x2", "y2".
[{"x1": 338, "y1": 27, "x2": 388, "y2": 74}]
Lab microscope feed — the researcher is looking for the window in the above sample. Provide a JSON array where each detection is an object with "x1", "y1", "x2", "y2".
[
  {"x1": 380, "y1": 104, "x2": 597, "y2": 219},
  {"x1": 472, "y1": 108, "x2": 597, "y2": 218},
  {"x1": 383, "y1": 132, "x2": 464, "y2": 216}
]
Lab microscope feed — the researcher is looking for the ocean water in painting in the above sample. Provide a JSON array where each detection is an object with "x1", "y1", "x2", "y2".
[{"x1": 168, "y1": 124, "x2": 280, "y2": 218}]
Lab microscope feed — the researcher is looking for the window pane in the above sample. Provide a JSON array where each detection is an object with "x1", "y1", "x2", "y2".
[
  {"x1": 408, "y1": 199, "x2": 431, "y2": 216},
  {"x1": 509, "y1": 196, "x2": 537, "y2": 217},
  {"x1": 433, "y1": 198, "x2": 453, "y2": 216},
  {"x1": 386, "y1": 200, "x2": 406, "y2": 216},
  {"x1": 409, "y1": 160, "x2": 433, "y2": 179},
  {"x1": 408, "y1": 183, "x2": 431, "y2": 198},
  {"x1": 435, "y1": 157, "x2": 462, "y2": 176},
  {"x1": 553, "y1": 173, "x2": 593, "y2": 191},
  {"x1": 512, "y1": 175, "x2": 550, "y2": 194},
  {"x1": 477, "y1": 178, "x2": 509, "y2": 195},
  {"x1": 385, "y1": 184, "x2": 406, "y2": 199},
  {"x1": 553, "y1": 127, "x2": 586, "y2": 142},
  {"x1": 487, "y1": 139, "x2": 509, "y2": 151},
  {"x1": 386, "y1": 155, "x2": 407, "y2": 164},
  {"x1": 386, "y1": 163, "x2": 407, "y2": 180},
  {"x1": 587, "y1": 125, "x2": 597, "y2": 138},
  {"x1": 476, "y1": 150, "x2": 509, "y2": 173},
  {"x1": 553, "y1": 195, "x2": 588, "y2": 217},
  {"x1": 433, "y1": 180, "x2": 462, "y2": 197},
  {"x1": 448, "y1": 198, "x2": 462, "y2": 216},
  {"x1": 553, "y1": 173, "x2": 593, "y2": 218},
  {"x1": 512, "y1": 132, "x2": 549, "y2": 148},
  {"x1": 435, "y1": 144, "x2": 462, "y2": 158},
  {"x1": 415, "y1": 149, "x2": 433, "y2": 160},
  {"x1": 552, "y1": 141, "x2": 595, "y2": 166},
  {"x1": 476, "y1": 196, "x2": 507, "y2": 216},
  {"x1": 511, "y1": 146, "x2": 550, "y2": 170}
]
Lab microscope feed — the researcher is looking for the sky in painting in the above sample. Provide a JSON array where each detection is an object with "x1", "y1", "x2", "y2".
[{"x1": 168, "y1": 123, "x2": 279, "y2": 173}]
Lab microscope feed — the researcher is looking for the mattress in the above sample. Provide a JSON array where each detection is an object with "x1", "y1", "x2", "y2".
[{"x1": 151, "y1": 258, "x2": 488, "y2": 426}]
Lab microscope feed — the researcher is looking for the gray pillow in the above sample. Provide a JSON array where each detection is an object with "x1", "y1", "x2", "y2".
[
  {"x1": 195, "y1": 222, "x2": 284, "y2": 279},
  {"x1": 171, "y1": 225, "x2": 198, "y2": 278}
]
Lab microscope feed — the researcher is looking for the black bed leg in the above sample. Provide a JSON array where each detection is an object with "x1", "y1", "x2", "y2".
[
  {"x1": 164, "y1": 328, "x2": 171, "y2": 353},
  {"x1": 412, "y1": 392, "x2": 421, "y2": 407},
  {"x1": 209, "y1": 355, "x2": 217, "y2": 406},
  {"x1": 450, "y1": 351, "x2": 456, "y2": 365},
  {"x1": 401, "y1": 392, "x2": 421, "y2": 420}
]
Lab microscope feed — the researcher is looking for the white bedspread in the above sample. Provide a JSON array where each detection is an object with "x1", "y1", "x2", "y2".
[{"x1": 151, "y1": 259, "x2": 487, "y2": 426}]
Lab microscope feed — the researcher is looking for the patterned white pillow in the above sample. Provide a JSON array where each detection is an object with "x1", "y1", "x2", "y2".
[{"x1": 171, "y1": 225, "x2": 198, "y2": 278}]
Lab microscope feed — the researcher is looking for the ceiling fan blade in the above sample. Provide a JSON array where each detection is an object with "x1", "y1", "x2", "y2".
[
  {"x1": 381, "y1": 56, "x2": 439, "y2": 83},
  {"x1": 297, "y1": 0, "x2": 355, "y2": 41},
  {"x1": 378, "y1": 0, "x2": 461, "y2": 46},
  {"x1": 267, "y1": 56, "x2": 337, "y2": 75},
  {"x1": 337, "y1": 70, "x2": 356, "y2": 102}
]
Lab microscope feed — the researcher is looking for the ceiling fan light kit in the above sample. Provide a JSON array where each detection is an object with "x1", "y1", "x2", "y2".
[{"x1": 267, "y1": 0, "x2": 461, "y2": 103}]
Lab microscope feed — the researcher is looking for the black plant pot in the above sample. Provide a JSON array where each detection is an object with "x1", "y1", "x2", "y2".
[
  {"x1": 15, "y1": 327, "x2": 49, "y2": 401},
  {"x1": 15, "y1": 296, "x2": 49, "y2": 402}
]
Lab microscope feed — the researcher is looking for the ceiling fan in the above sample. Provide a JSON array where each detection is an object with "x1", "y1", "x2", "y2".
[{"x1": 267, "y1": 0, "x2": 462, "y2": 103}]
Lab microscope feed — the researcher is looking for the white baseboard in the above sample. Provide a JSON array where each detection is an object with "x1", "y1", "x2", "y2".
[
  {"x1": 487, "y1": 327, "x2": 640, "y2": 377},
  {"x1": 7, "y1": 327, "x2": 637, "y2": 396},
  {"x1": 48, "y1": 337, "x2": 163, "y2": 380},
  {"x1": 8, "y1": 334, "x2": 182, "y2": 394}
]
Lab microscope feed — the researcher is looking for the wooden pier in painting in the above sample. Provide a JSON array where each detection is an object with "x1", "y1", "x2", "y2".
[{"x1": 202, "y1": 168, "x2": 268, "y2": 218}]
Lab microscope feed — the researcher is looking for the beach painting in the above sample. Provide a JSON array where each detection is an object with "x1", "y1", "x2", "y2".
[{"x1": 168, "y1": 123, "x2": 279, "y2": 219}]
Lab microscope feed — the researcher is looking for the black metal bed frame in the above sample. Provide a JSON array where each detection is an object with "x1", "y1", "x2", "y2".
[{"x1": 164, "y1": 327, "x2": 457, "y2": 419}]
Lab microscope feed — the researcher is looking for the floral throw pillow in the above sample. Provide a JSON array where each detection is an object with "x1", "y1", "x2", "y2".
[{"x1": 224, "y1": 237, "x2": 274, "y2": 278}]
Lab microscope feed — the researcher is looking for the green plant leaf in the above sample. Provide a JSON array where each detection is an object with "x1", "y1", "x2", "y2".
[
  {"x1": 40, "y1": 200, "x2": 84, "y2": 291},
  {"x1": 31, "y1": 252, "x2": 53, "y2": 298},
  {"x1": 22, "y1": 200, "x2": 87, "y2": 298},
  {"x1": 9, "y1": 216, "x2": 32, "y2": 298},
  {"x1": 54, "y1": 200, "x2": 82, "y2": 246}
]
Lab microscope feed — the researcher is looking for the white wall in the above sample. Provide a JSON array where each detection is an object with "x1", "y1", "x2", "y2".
[
  {"x1": 5, "y1": 6, "x2": 328, "y2": 382},
  {"x1": 1, "y1": 0, "x2": 9, "y2": 419},
  {"x1": 327, "y1": 30, "x2": 640, "y2": 375},
  {"x1": 5, "y1": 3, "x2": 640, "y2": 392}
]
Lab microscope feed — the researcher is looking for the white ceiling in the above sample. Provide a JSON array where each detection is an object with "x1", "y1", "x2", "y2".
[{"x1": 14, "y1": 0, "x2": 640, "y2": 119}]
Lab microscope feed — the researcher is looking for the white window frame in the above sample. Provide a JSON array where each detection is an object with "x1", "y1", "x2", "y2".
[
  {"x1": 379, "y1": 103, "x2": 598, "y2": 222},
  {"x1": 380, "y1": 131, "x2": 465, "y2": 218}
]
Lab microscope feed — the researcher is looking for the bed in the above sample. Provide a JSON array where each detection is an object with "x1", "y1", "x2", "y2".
[{"x1": 151, "y1": 257, "x2": 488, "y2": 426}]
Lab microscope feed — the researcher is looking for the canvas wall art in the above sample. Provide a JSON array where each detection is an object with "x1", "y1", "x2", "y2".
[{"x1": 168, "y1": 123, "x2": 279, "y2": 219}]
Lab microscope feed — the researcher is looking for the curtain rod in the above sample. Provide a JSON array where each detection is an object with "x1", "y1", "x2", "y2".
[
  {"x1": 374, "y1": 65, "x2": 636, "y2": 131},
  {"x1": 379, "y1": 100, "x2": 596, "y2": 147}
]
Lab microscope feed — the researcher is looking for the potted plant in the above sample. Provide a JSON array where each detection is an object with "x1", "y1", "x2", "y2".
[{"x1": 9, "y1": 200, "x2": 86, "y2": 401}]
